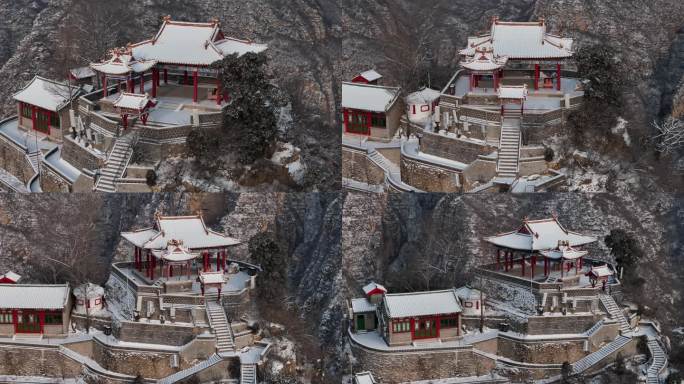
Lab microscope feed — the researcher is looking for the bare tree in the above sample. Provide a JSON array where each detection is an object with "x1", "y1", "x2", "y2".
[{"x1": 652, "y1": 117, "x2": 684, "y2": 155}]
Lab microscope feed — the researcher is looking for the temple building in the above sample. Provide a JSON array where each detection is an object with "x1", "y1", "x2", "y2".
[
  {"x1": 350, "y1": 286, "x2": 463, "y2": 347},
  {"x1": 341, "y1": 82, "x2": 402, "y2": 139},
  {"x1": 0, "y1": 271, "x2": 21, "y2": 284},
  {"x1": 352, "y1": 69, "x2": 383, "y2": 85},
  {"x1": 484, "y1": 216, "x2": 597, "y2": 280},
  {"x1": 454, "y1": 286, "x2": 485, "y2": 317},
  {"x1": 12, "y1": 76, "x2": 80, "y2": 141},
  {"x1": 406, "y1": 87, "x2": 441, "y2": 125},
  {"x1": 0, "y1": 283, "x2": 72, "y2": 337},
  {"x1": 379, "y1": 289, "x2": 462, "y2": 346},
  {"x1": 90, "y1": 17, "x2": 268, "y2": 105},
  {"x1": 73, "y1": 283, "x2": 106, "y2": 315},
  {"x1": 121, "y1": 213, "x2": 241, "y2": 283},
  {"x1": 459, "y1": 17, "x2": 573, "y2": 92}
]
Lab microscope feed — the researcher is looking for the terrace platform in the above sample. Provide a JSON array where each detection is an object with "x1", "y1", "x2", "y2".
[{"x1": 113, "y1": 262, "x2": 253, "y2": 296}]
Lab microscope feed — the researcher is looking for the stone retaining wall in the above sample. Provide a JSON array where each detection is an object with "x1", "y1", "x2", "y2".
[
  {"x1": 0, "y1": 138, "x2": 33, "y2": 184},
  {"x1": 40, "y1": 165, "x2": 71, "y2": 192},
  {"x1": 497, "y1": 336, "x2": 586, "y2": 364},
  {"x1": 400, "y1": 155, "x2": 462, "y2": 192},
  {"x1": 351, "y1": 343, "x2": 495, "y2": 383},
  {"x1": 0, "y1": 344, "x2": 83, "y2": 378},
  {"x1": 62, "y1": 136, "x2": 103, "y2": 171},
  {"x1": 342, "y1": 147, "x2": 385, "y2": 185},
  {"x1": 92, "y1": 341, "x2": 178, "y2": 379},
  {"x1": 116, "y1": 320, "x2": 205, "y2": 346},
  {"x1": 420, "y1": 132, "x2": 496, "y2": 164},
  {"x1": 527, "y1": 313, "x2": 598, "y2": 335}
]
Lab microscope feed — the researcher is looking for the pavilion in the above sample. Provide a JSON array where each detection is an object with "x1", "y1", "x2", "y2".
[
  {"x1": 121, "y1": 213, "x2": 241, "y2": 282},
  {"x1": 483, "y1": 216, "x2": 597, "y2": 280},
  {"x1": 459, "y1": 17, "x2": 574, "y2": 93},
  {"x1": 90, "y1": 17, "x2": 267, "y2": 106},
  {"x1": 112, "y1": 93, "x2": 156, "y2": 129}
]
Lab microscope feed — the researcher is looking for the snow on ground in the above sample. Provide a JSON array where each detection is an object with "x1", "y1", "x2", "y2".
[
  {"x1": 482, "y1": 279, "x2": 537, "y2": 317},
  {"x1": 104, "y1": 274, "x2": 136, "y2": 321},
  {"x1": 611, "y1": 117, "x2": 631, "y2": 146}
]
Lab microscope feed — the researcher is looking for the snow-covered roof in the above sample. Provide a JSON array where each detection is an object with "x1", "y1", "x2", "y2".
[
  {"x1": 73, "y1": 283, "x2": 104, "y2": 299},
  {"x1": 121, "y1": 214, "x2": 241, "y2": 250},
  {"x1": 13, "y1": 76, "x2": 79, "y2": 112},
  {"x1": 341, "y1": 82, "x2": 401, "y2": 113},
  {"x1": 199, "y1": 271, "x2": 225, "y2": 285},
  {"x1": 484, "y1": 217, "x2": 597, "y2": 251},
  {"x1": 354, "y1": 372, "x2": 377, "y2": 384},
  {"x1": 539, "y1": 245, "x2": 588, "y2": 260},
  {"x1": 460, "y1": 47, "x2": 508, "y2": 71},
  {"x1": 0, "y1": 271, "x2": 21, "y2": 283},
  {"x1": 406, "y1": 87, "x2": 441, "y2": 105},
  {"x1": 70, "y1": 66, "x2": 96, "y2": 79},
  {"x1": 130, "y1": 18, "x2": 267, "y2": 66},
  {"x1": 91, "y1": 50, "x2": 157, "y2": 76},
  {"x1": 588, "y1": 265, "x2": 613, "y2": 278},
  {"x1": 383, "y1": 289, "x2": 462, "y2": 318},
  {"x1": 151, "y1": 241, "x2": 198, "y2": 262},
  {"x1": 113, "y1": 93, "x2": 155, "y2": 111},
  {"x1": 351, "y1": 298, "x2": 377, "y2": 314},
  {"x1": 0, "y1": 284, "x2": 70, "y2": 309},
  {"x1": 498, "y1": 85, "x2": 528, "y2": 100},
  {"x1": 356, "y1": 69, "x2": 382, "y2": 82},
  {"x1": 454, "y1": 286, "x2": 482, "y2": 300},
  {"x1": 362, "y1": 282, "x2": 387, "y2": 295},
  {"x1": 460, "y1": 19, "x2": 573, "y2": 60}
]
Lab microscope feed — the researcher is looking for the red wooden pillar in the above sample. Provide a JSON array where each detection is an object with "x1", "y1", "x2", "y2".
[
  {"x1": 435, "y1": 315, "x2": 441, "y2": 339},
  {"x1": 575, "y1": 258, "x2": 579, "y2": 274},
  {"x1": 531, "y1": 255, "x2": 536, "y2": 278},
  {"x1": 193, "y1": 69, "x2": 198, "y2": 103},
  {"x1": 534, "y1": 64, "x2": 540, "y2": 91},
  {"x1": 122, "y1": 114, "x2": 128, "y2": 130},
  {"x1": 12, "y1": 310, "x2": 18, "y2": 334},
  {"x1": 39, "y1": 311, "x2": 45, "y2": 334},
  {"x1": 469, "y1": 73, "x2": 473, "y2": 92},
  {"x1": 201, "y1": 284, "x2": 205, "y2": 296},
  {"x1": 216, "y1": 252, "x2": 220, "y2": 271},
  {"x1": 203, "y1": 251, "x2": 208, "y2": 272},
  {"x1": 366, "y1": 111, "x2": 371, "y2": 135},
  {"x1": 156, "y1": 68, "x2": 160, "y2": 87},
  {"x1": 146, "y1": 252, "x2": 150, "y2": 278},
  {"x1": 521, "y1": 254, "x2": 525, "y2": 277},
  {"x1": 163, "y1": 68, "x2": 168, "y2": 84},
  {"x1": 493, "y1": 71, "x2": 498, "y2": 90},
  {"x1": 140, "y1": 73, "x2": 145, "y2": 93},
  {"x1": 217, "y1": 287, "x2": 222, "y2": 303},
  {"x1": 556, "y1": 63, "x2": 561, "y2": 91},
  {"x1": 343, "y1": 109, "x2": 349, "y2": 133},
  {"x1": 152, "y1": 70, "x2": 157, "y2": 98},
  {"x1": 216, "y1": 77, "x2": 222, "y2": 105},
  {"x1": 184, "y1": 70, "x2": 188, "y2": 84},
  {"x1": 128, "y1": 76, "x2": 134, "y2": 93},
  {"x1": 169, "y1": 265, "x2": 173, "y2": 277},
  {"x1": 31, "y1": 106, "x2": 37, "y2": 131},
  {"x1": 560, "y1": 260, "x2": 564, "y2": 278},
  {"x1": 496, "y1": 250, "x2": 501, "y2": 270},
  {"x1": 103, "y1": 75, "x2": 108, "y2": 98}
]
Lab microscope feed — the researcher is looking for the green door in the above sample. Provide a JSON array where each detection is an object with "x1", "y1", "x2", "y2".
[{"x1": 356, "y1": 315, "x2": 366, "y2": 331}]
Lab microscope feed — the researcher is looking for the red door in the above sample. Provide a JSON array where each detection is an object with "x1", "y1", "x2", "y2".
[
  {"x1": 14, "y1": 310, "x2": 43, "y2": 333},
  {"x1": 412, "y1": 317, "x2": 438, "y2": 340}
]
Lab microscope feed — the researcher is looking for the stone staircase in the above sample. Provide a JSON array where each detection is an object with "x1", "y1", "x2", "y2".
[
  {"x1": 496, "y1": 115, "x2": 521, "y2": 180},
  {"x1": 600, "y1": 294, "x2": 631, "y2": 335},
  {"x1": 94, "y1": 136, "x2": 133, "y2": 192},
  {"x1": 240, "y1": 363, "x2": 257, "y2": 384},
  {"x1": 13, "y1": 333, "x2": 43, "y2": 341},
  {"x1": 26, "y1": 151, "x2": 41, "y2": 174},
  {"x1": 572, "y1": 335, "x2": 631, "y2": 374},
  {"x1": 206, "y1": 301, "x2": 235, "y2": 353},
  {"x1": 367, "y1": 148, "x2": 418, "y2": 192},
  {"x1": 646, "y1": 339, "x2": 667, "y2": 384},
  {"x1": 157, "y1": 353, "x2": 223, "y2": 384}
]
